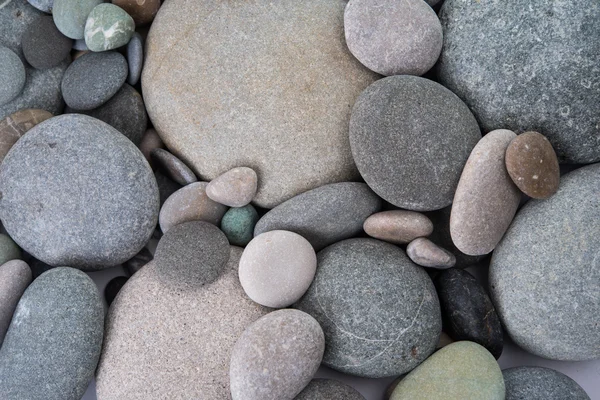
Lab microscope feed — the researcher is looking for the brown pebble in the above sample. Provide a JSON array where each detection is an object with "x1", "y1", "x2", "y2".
[
  {"x1": 72, "y1": 50, "x2": 88, "y2": 60},
  {"x1": 363, "y1": 210, "x2": 433, "y2": 244},
  {"x1": 139, "y1": 128, "x2": 164, "y2": 164},
  {"x1": 0, "y1": 109, "x2": 53, "y2": 163},
  {"x1": 151, "y1": 148, "x2": 198, "y2": 185},
  {"x1": 206, "y1": 167, "x2": 258, "y2": 207},
  {"x1": 112, "y1": 0, "x2": 161, "y2": 26},
  {"x1": 406, "y1": 237, "x2": 456, "y2": 269}
]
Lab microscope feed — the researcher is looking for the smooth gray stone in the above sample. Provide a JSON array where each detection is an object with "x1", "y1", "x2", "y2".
[
  {"x1": 0, "y1": 233, "x2": 22, "y2": 265},
  {"x1": 0, "y1": 46, "x2": 26, "y2": 106},
  {"x1": 0, "y1": 267, "x2": 104, "y2": 400},
  {"x1": 254, "y1": 182, "x2": 382, "y2": 251},
  {"x1": 53, "y1": 0, "x2": 103, "y2": 39},
  {"x1": 0, "y1": 260, "x2": 31, "y2": 345},
  {"x1": 296, "y1": 379, "x2": 365, "y2": 400},
  {"x1": 124, "y1": 247, "x2": 152, "y2": 275},
  {"x1": 0, "y1": 114, "x2": 159, "y2": 270},
  {"x1": 503, "y1": 367, "x2": 590, "y2": 400},
  {"x1": 27, "y1": 0, "x2": 53, "y2": 13},
  {"x1": 22, "y1": 15, "x2": 72, "y2": 70},
  {"x1": 151, "y1": 148, "x2": 198, "y2": 185},
  {"x1": 0, "y1": 0, "x2": 44, "y2": 59},
  {"x1": 490, "y1": 163, "x2": 600, "y2": 360},
  {"x1": 154, "y1": 168, "x2": 182, "y2": 206},
  {"x1": 127, "y1": 32, "x2": 143, "y2": 85}
]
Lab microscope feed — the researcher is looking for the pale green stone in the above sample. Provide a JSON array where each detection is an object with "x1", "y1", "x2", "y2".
[
  {"x1": 220, "y1": 205, "x2": 259, "y2": 247},
  {"x1": 84, "y1": 4, "x2": 135, "y2": 52}
]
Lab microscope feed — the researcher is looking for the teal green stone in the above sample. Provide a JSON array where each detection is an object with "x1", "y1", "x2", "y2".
[
  {"x1": 0, "y1": 234, "x2": 21, "y2": 266},
  {"x1": 84, "y1": 4, "x2": 135, "y2": 52},
  {"x1": 220, "y1": 205, "x2": 259, "y2": 246}
]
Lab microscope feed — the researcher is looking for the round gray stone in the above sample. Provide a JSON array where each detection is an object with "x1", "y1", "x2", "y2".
[
  {"x1": 0, "y1": 46, "x2": 25, "y2": 106},
  {"x1": 0, "y1": 0, "x2": 44, "y2": 58},
  {"x1": 503, "y1": 367, "x2": 590, "y2": 400},
  {"x1": 53, "y1": 0, "x2": 103, "y2": 39},
  {"x1": 127, "y1": 32, "x2": 143, "y2": 85},
  {"x1": 438, "y1": 0, "x2": 600, "y2": 163},
  {"x1": 27, "y1": 0, "x2": 53, "y2": 13},
  {"x1": 0, "y1": 233, "x2": 22, "y2": 266},
  {"x1": 490, "y1": 163, "x2": 600, "y2": 360},
  {"x1": 295, "y1": 238, "x2": 442, "y2": 377},
  {"x1": 22, "y1": 16, "x2": 72, "y2": 70},
  {"x1": 0, "y1": 114, "x2": 159, "y2": 270},
  {"x1": 349, "y1": 75, "x2": 481, "y2": 211},
  {"x1": 296, "y1": 379, "x2": 365, "y2": 400},
  {"x1": 0, "y1": 260, "x2": 31, "y2": 345}
]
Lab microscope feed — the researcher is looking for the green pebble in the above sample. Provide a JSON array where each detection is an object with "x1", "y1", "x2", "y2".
[
  {"x1": 220, "y1": 205, "x2": 259, "y2": 246},
  {"x1": 0, "y1": 234, "x2": 21, "y2": 265},
  {"x1": 84, "y1": 4, "x2": 135, "y2": 52}
]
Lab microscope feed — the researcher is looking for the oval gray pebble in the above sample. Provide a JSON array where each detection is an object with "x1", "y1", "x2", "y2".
[
  {"x1": 296, "y1": 379, "x2": 365, "y2": 400},
  {"x1": 0, "y1": 260, "x2": 31, "y2": 345},
  {"x1": 0, "y1": 0, "x2": 44, "y2": 58},
  {"x1": 0, "y1": 233, "x2": 22, "y2": 266},
  {"x1": 0, "y1": 46, "x2": 26, "y2": 106},
  {"x1": 127, "y1": 32, "x2": 143, "y2": 85},
  {"x1": 151, "y1": 148, "x2": 198, "y2": 185},
  {"x1": 503, "y1": 367, "x2": 590, "y2": 400},
  {"x1": 22, "y1": 16, "x2": 72, "y2": 70}
]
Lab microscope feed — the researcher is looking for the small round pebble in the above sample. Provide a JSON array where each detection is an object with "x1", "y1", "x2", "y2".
[
  {"x1": 0, "y1": 260, "x2": 31, "y2": 345},
  {"x1": 0, "y1": 234, "x2": 22, "y2": 266},
  {"x1": 84, "y1": 3, "x2": 135, "y2": 52},
  {"x1": 407, "y1": 237, "x2": 456, "y2": 269},
  {"x1": 0, "y1": 46, "x2": 26, "y2": 106},
  {"x1": 221, "y1": 205, "x2": 259, "y2": 247},
  {"x1": 0, "y1": 109, "x2": 53, "y2": 163},
  {"x1": 151, "y1": 148, "x2": 198, "y2": 185},
  {"x1": 22, "y1": 16, "x2": 72, "y2": 70},
  {"x1": 104, "y1": 276, "x2": 128, "y2": 306},
  {"x1": 112, "y1": 0, "x2": 160, "y2": 26},
  {"x1": 139, "y1": 128, "x2": 164, "y2": 163},
  {"x1": 363, "y1": 210, "x2": 433, "y2": 245},
  {"x1": 126, "y1": 32, "x2": 143, "y2": 85},
  {"x1": 296, "y1": 379, "x2": 365, "y2": 400},
  {"x1": 53, "y1": 0, "x2": 103, "y2": 39},
  {"x1": 206, "y1": 167, "x2": 258, "y2": 207},
  {"x1": 27, "y1": 0, "x2": 54, "y2": 13},
  {"x1": 503, "y1": 367, "x2": 590, "y2": 400},
  {"x1": 124, "y1": 247, "x2": 153, "y2": 275}
]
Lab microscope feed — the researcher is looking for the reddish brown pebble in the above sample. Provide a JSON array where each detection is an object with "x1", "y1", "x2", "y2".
[
  {"x1": 112, "y1": 0, "x2": 161, "y2": 26},
  {"x1": 363, "y1": 210, "x2": 433, "y2": 244},
  {"x1": 0, "y1": 109, "x2": 53, "y2": 163}
]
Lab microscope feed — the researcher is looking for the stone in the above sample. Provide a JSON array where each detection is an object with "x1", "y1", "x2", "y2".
[
  {"x1": 296, "y1": 379, "x2": 365, "y2": 400},
  {"x1": 230, "y1": 309, "x2": 324, "y2": 400},
  {"x1": 295, "y1": 238, "x2": 441, "y2": 377},
  {"x1": 344, "y1": 0, "x2": 442, "y2": 76},
  {"x1": 73, "y1": 38, "x2": 88, "y2": 50},
  {"x1": 139, "y1": 128, "x2": 164, "y2": 163},
  {"x1": 96, "y1": 247, "x2": 270, "y2": 399},
  {"x1": 28, "y1": 257, "x2": 55, "y2": 278},
  {"x1": 489, "y1": 163, "x2": 600, "y2": 361},
  {"x1": 407, "y1": 238, "x2": 456, "y2": 269},
  {"x1": 0, "y1": 234, "x2": 22, "y2": 265},
  {"x1": 0, "y1": 0, "x2": 44, "y2": 58},
  {"x1": 505, "y1": 131, "x2": 560, "y2": 199},
  {"x1": 0, "y1": 260, "x2": 31, "y2": 345},
  {"x1": 124, "y1": 247, "x2": 152, "y2": 275},
  {"x1": 112, "y1": 0, "x2": 160, "y2": 26},
  {"x1": 384, "y1": 377, "x2": 403, "y2": 400},
  {"x1": 221, "y1": 204, "x2": 259, "y2": 247},
  {"x1": 104, "y1": 276, "x2": 128, "y2": 306},
  {"x1": 435, "y1": 269, "x2": 503, "y2": 359},
  {"x1": 53, "y1": 0, "x2": 103, "y2": 39},
  {"x1": 84, "y1": 3, "x2": 135, "y2": 52},
  {"x1": 0, "y1": 46, "x2": 26, "y2": 106},
  {"x1": 503, "y1": 367, "x2": 590, "y2": 400},
  {"x1": 349, "y1": 75, "x2": 481, "y2": 211},
  {"x1": 0, "y1": 114, "x2": 159, "y2": 270},
  {"x1": 254, "y1": 182, "x2": 382, "y2": 251},
  {"x1": 426, "y1": 0, "x2": 442, "y2": 6},
  {"x1": 154, "y1": 168, "x2": 181, "y2": 206},
  {"x1": 239, "y1": 230, "x2": 317, "y2": 308},
  {"x1": 450, "y1": 129, "x2": 521, "y2": 256},
  {"x1": 61, "y1": 51, "x2": 128, "y2": 110},
  {"x1": 27, "y1": 0, "x2": 53, "y2": 12},
  {"x1": 22, "y1": 16, "x2": 72, "y2": 70},
  {"x1": 151, "y1": 148, "x2": 198, "y2": 185},
  {"x1": 0, "y1": 267, "x2": 104, "y2": 400},
  {"x1": 0, "y1": 109, "x2": 53, "y2": 163},
  {"x1": 438, "y1": 0, "x2": 600, "y2": 163},
  {"x1": 127, "y1": 32, "x2": 143, "y2": 85},
  {"x1": 390, "y1": 341, "x2": 504, "y2": 400},
  {"x1": 364, "y1": 210, "x2": 433, "y2": 245},
  {"x1": 206, "y1": 167, "x2": 258, "y2": 207},
  {"x1": 143, "y1": 0, "x2": 379, "y2": 208}
]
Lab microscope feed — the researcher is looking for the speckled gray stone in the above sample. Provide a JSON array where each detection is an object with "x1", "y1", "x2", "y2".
[
  {"x1": 27, "y1": 0, "x2": 53, "y2": 13},
  {"x1": 0, "y1": 260, "x2": 31, "y2": 345},
  {"x1": 154, "y1": 168, "x2": 181, "y2": 206},
  {"x1": 490, "y1": 163, "x2": 600, "y2": 361},
  {"x1": 84, "y1": 3, "x2": 135, "y2": 52},
  {"x1": 151, "y1": 148, "x2": 198, "y2": 185},
  {"x1": 73, "y1": 38, "x2": 88, "y2": 50},
  {"x1": 22, "y1": 16, "x2": 72, "y2": 70},
  {"x1": 124, "y1": 247, "x2": 152, "y2": 275},
  {"x1": 254, "y1": 182, "x2": 382, "y2": 251},
  {"x1": 0, "y1": 234, "x2": 22, "y2": 265},
  {"x1": 0, "y1": 0, "x2": 44, "y2": 58},
  {"x1": 349, "y1": 75, "x2": 480, "y2": 211},
  {"x1": 127, "y1": 32, "x2": 143, "y2": 85},
  {"x1": 0, "y1": 114, "x2": 159, "y2": 270},
  {"x1": 230, "y1": 309, "x2": 325, "y2": 400},
  {"x1": 295, "y1": 238, "x2": 441, "y2": 377},
  {"x1": 53, "y1": 0, "x2": 103, "y2": 39},
  {"x1": 0, "y1": 46, "x2": 26, "y2": 106},
  {"x1": 0, "y1": 267, "x2": 104, "y2": 400},
  {"x1": 61, "y1": 51, "x2": 128, "y2": 110},
  {"x1": 296, "y1": 379, "x2": 365, "y2": 400},
  {"x1": 438, "y1": 0, "x2": 600, "y2": 163},
  {"x1": 407, "y1": 238, "x2": 456, "y2": 269},
  {"x1": 503, "y1": 367, "x2": 590, "y2": 400}
]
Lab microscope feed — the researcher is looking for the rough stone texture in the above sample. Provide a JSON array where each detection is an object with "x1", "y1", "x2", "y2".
[
  {"x1": 296, "y1": 379, "x2": 365, "y2": 400},
  {"x1": 104, "y1": 275, "x2": 128, "y2": 306},
  {"x1": 0, "y1": 0, "x2": 44, "y2": 58},
  {"x1": 0, "y1": 267, "x2": 104, "y2": 400},
  {"x1": 27, "y1": 0, "x2": 53, "y2": 12},
  {"x1": 230, "y1": 309, "x2": 325, "y2": 400},
  {"x1": 450, "y1": 129, "x2": 521, "y2": 256},
  {"x1": 112, "y1": 0, "x2": 160, "y2": 26},
  {"x1": 0, "y1": 46, "x2": 26, "y2": 106},
  {"x1": 221, "y1": 205, "x2": 259, "y2": 247},
  {"x1": 0, "y1": 233, "x2": 22, "y2": 265},
  {"x1": 344, "y1": 0, "x2": 442, "y2": 76},
  {"x1": 96, "y1": 247, "x2": 270, "y2": 399},
  {"x1": 22, "y1": 16, "x2": 72, "y2": 70},
  {"x1": 84, "y1": 3, "x2": 135, "y2": 52},
  {"x1": 151, "y1": 148, "x2": 198, "y2": 185},
  {"x1": 53, "y1": 0, "x2": 103, "y2": 39},
  {"x1": 143, "y1": 0, "x2": 378, "y2": 208},
  {"x1": 489, "y1": 163, "x2": 600, "y2": 361},
  {"x1": 254, "y1": 182, "x2": 382, "y2": 251},
  {"x1": 139, "y1": 128, "x2": 164, "y2": 163},
  {"x1": 435, "y1": 269, "x2": 503, "y2": 359},
  {"x1": 407, "y1": 238, "x2": 456, "y2": 269},
  {"x1": 390, "y1": 341, "x2": 505, "y2": 400},
  {"x1": 295, "y1": 238, "x2": 441, "y2": 377},
  {"x1": 207, "y1": 167, "x2": 258, "y2": 207},
  {"x1": 503, "y1": 367, "x2": 590, "y2": 400},
  {"x1": 127, "y1": 32, "x2": 143, "y2": 85},
  {"x1": 0, "y1": 114, "x2": 159, "y2": 270},
  {"x1": 0, "y1": 109, "x2": 53, "y2": 162},
  {"x1": 0, "y1": 260, "x2": 31, "y2": 345},
  {"x1": 364, "y1": 210, "x2": 433, "y2": 245},
  {"x1": 438, "y1": 0, "x2": 600, "y2": 163},
  {"x1": 505, "y1": 131, "x2": 560, "y2": 199},
  {"x1": 349, "y1": 75, "x2": 480, "y2": 211},
  {"x1": 124, "y1": 246, "x2": 152, "y2": 275}
]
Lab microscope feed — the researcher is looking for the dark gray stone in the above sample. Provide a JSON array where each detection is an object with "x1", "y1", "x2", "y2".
[
  {"x1": 296, "y1": 379, "x2": 365, "y2": 400},
  {"x1": 154, "y1": 168, "x2": 182, "y2": 206},
  {"x1": 0, "y1": 114, "x2": 159, "y2": 270},
  {"x1": 0, "y1": 267, "x2": 104, "y2": 400},
  {"x1": 151, "y1": 148, "x2": 198, "y2": 185},
  {"x1": 127, "y1": 32, "x2": 143, "y2": 85},
  {"x1": 254, "y1": 182, "x2": 382, "y2": 251},
  {"x1": 295, "y1": 238, "x2": 441, "y2": 377},
  {"x1": 490, "y1": 163, "x2": 600, "y2": 360},
  {"x1": 27, "y1": 0, "x2": 53, "y2": 13},
  {"x1": 52, "y1": 0, "x2": 102, "y2": 39},
  {"x1": 0, "y1": 233, "x2": 21, "y2": 265},
  {"x1": 349, "y1": 75, "x2": 480, "y2": 211},
  {"x1": 0, "y1": 46, "x2": 26, "y2": 106},
  {"x1": 503, "y1": 367, "x2": 590, "y2": 400},
  {"x1": 0, "y1": 260, "x2": 31, "y2": 345},
  {"x1": 105, "y1": 276, "x2": 128, "y2": 306},
  {"x1": 438, "y1": 0, "x2": 600, "y2": 163},
  {"x1": 22, "y1": 16, "x2": 72, "y2": 70},
  {"x1": 28, "y1": 257, "x2": 55, "y2": 278},
  {"x1": 124, "y1": 247, "x2": 153, "y2": 275},
  {"x1": 0, "y1": 0, "x2": 44, "y2": 59}
]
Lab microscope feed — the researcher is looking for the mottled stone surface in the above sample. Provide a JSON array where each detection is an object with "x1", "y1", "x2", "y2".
[
  {"x1": 490, "y1": 163, "x2": 600, "y2": 361},
  {"x1": 364, "y1": 210, "x2": 433, "y2": 245},
  {"x1": 112, "y1": 0, "x2": 160, "y2": 25},
  {"x1": 503, "y1": 367, "x2": 590, "y2": 400},
  {"x1": 0, "y1": 0, "x2": 44, "y2": 58},
  {"x1": 53, "y1": 0, "x2": 103, "y2": 39},
  {"x1": 207, "y1": 167, "x2": 258, "y2": 207},
  {"x1": 151, "y1": 148, "x2": 197, "y2": 185},
  {"x1": 296, "y1": 379, "x2": 365, "y2": 400},
  {"x1": 104, "y1": 276, "x2": 128, "y2": 306},
  {"x1": 0, "y1": 260, "x2": 31, "y2": 345},
  {"x1": 221, "y1": 205, "x2": 259, "y2": 247},
  {"x1": 407, "y1": 238, "x2": 455, "y2": 269},
  {"x1": 84, "y1": 3, "x2": 135, "y2": 51},
  {"x1": 349, "y1": 75, "x2": 480, "y2": 211},
  {"x1": 0, "y1": 46, "x2": 26, "y2": 106},
  {"x1": 0, "y1": 233, "x2": 22, "y2": 266},
  {"x1": 127, "y1": 32, "x2": 143, "y2": 85},
  {"x1": 22, "y1": 16, "x2": 72, "y2": 70}
]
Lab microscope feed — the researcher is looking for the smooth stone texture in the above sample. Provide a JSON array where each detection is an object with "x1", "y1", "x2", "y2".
[
  {"x1": 0, "y1": 233, "x2": 22, "y2": 265},
  {"x1": 435, "y1": 269, "x2": 503, "y2": 359},
  {"x1": 390, "y1": 341, "x2": 504, "y2": 400},
  {"x1": 61, "y1": 51, "x2": 128, "y2": 110},
  {"x1": 84, "y1": 3, "x2": 135, "y2": 52},
  {"x1": 254, "y1": 182, "x2": 382, "y2": 251},
  {"x1": 22, "y1": 16, "x2": 72, "y2": 70},
  {"x1": 503, "y1": 367, "x2": 590, "y2": 400},
  {"x1": 296, "y1": 379, "x2": 365, "y2": 400},
  {"x1": 295, "y1": 238, "x2": 441, "y2": 377},
  {"x1": 407, "y1": 238, "x2": 456, "y2": 269},
  {"x1": 364, "y1": 210, "x2": 433, "y2": 245},
  {"x1": 0, "y1": 0, "x2": 44, "y2": 58},
  {"x1": 96, "y1": 248, "x2": 270, "y2": 399},
  {"x1": 0, "y1": 114, "x2": 159, "y2": 270},
  {"x1": 490, "y1": 163, "x2": 600, "y2": 361},
  {"x1": 112, "y1": 0, "x2": 160, "y2": 25},
  {"x1": 0, "y1": 109, "x2": 53, "y2": 162},
  {"x1": 154, "y1": 168, "x2": 181, "y2": 206},
  {"x1": 139, "y1": 128, "x2": 164, "y2": 163},
  {"x1": 206, "y1": 167, "x2": 258, "y2": 207},
  {"x1": 450, "y1": 129, "x2": 521, "y2": 256},
  {"x1": 0, "y1": 267, "x2": 104, "y2": 400},
  {"x1": 344, "y1": 0, "x2": 442, "y2": 76},
  {"x1": 104, "y1": 276, "x2": 128, "y2": 306},
  {"x1": 27, "y1": 0, "x2": 53, "y2": 12},
  {"x1": 73, "y1": 38, "x2": 88, "y2": 50},
  {"x1": 349, "y1": 75, "x2": 480, "y2": 211},
  {"x1": 159, "y1": 181, "x2": 227, "y2": 233},
  {"x1": 124, "y1": 246, "x2": 152, "y2": 275},
  {"x1": 126, "y1": 32, "x2": 143, "y2": 85},
  {"x1": 506, "y1": 131, "x2": 560, "y2": 199},
  {"x1": 53, "y1": 0, "x2": 103, "y2": 39},
  {"x1": 0, "y1": 46, "x2": 26, "y2": 106},
  {"x1": 151, "y1": 148, "x2": 198, "y2": 185},
  {"x1": 438, "y1": 0, "x2": 600, "y2": 163},
  {"x1": 0, "y1": 260, "x2": 31, "y2": 345},
  {"x1": 221, "y1": 204, "x2": 259, "y2": 247},
  {"x1": 230, "y1": 309, "x2": 325, "y2": 400}
]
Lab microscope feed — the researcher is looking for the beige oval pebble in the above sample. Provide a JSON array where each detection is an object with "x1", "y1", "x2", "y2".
[
  {"x1": 363, "y1": 210, "x2": 433, "y2": 244},
  {"x1": 406, "y1": 238, "x2": 456, "y2": 269},
  {"x1": 138, "y1": 128, "x2": 164, "y2": 164},
  {"x1": 0, "y1": 109, "x2": 53, "y2": 163},
  {"x1": 206, "y1": 167, "x2": 258, "y2": 207}
]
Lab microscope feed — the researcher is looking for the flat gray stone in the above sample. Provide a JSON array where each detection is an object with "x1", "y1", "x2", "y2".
[
  {"x1": 27, "y1": 0, "x2": 53, "y2": 13},
  {"x1": 0, "y1": 46, "x2": 26, "y2": 106},
  {"x1": 53, "y1": 0, "x2": 103, "y2": 39},
  {"x1": 0, "y1": 233, "x2": 21, "y2": 265},
  {"x1": 127, "y1": 32, "x2": 143, "y2": 85},
  {"x1": 296, "y1": 379, "x2": 365, "y2": 400},
  {"x1": 0, "y1": 260, "x2": 31, "y2": 345},
  {"x1": 503, "y1": 367, "x2": 590, "y2": 400},
  {"x1": 22, "y1": 16, "x2": 72, "y2": 70}
]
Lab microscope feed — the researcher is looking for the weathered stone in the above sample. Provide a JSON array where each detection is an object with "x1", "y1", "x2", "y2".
[
  {"x1": 363, "y1": 210, "x2": 433, "y2": 245},
  {"x1": 22, "y1": 16, "x2": 72, "y2": 70}
]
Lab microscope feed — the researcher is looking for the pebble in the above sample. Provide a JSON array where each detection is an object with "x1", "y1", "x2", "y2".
[
  {"x1": 73, "y1": 38, "x2": 88, "y2": 51},
  {"x1": 363, "y1": 210, "x2": 433, "y2": 245},
  {"x1": 349, "y1": 75, "x2": 480, "y2": 211},
  {"x1": 112, "y1": 0, "x2": 160, "y2": 26},
  {"x1": 151, "y1": 148, "x2": 198, "y2": 185},
  {"x1": 0, "y1": 0, "x2": 44, "y2": 58},
  {"x1": 450, "y1": 129, "x2": 521, "y2": 256},
  {"x1": 28, "y1": 257, "x2": 55, "y2": 278},
  {"x1": 0, "y1": 46, "x2": 26, "y2": 106},
  {"x1": 296, "y1": 379, "x2": 365, "y2": 400},
  {"x1": 0, "y1": 233, "x2": 22, "y2": 265},
  {"x1": 104, "y1": 276, "x2": 128, "y2": 306},
  {"x1": 435, "y1": 269, "x2": 503, "y2": 359},
  {"x1": 0, "y1": 267, "x2": 104, "y2": 400},
  {"x1": 22, "y1": 16, "x2": 72, "y2": 70},
  {"x1": 61, "y1": 51, "x2": 128, "y2": 110},
  {"x1": 230, "y1": 309, "x2": 325, "y2": 400},
  {"x1": 0, "y1": 109, "x2": 53, "y2": 162},
  {"x1": 124, "y1": 247, "x2": 153, "y2": 275},
  {"x1": 490, "y1": 163, "x2": 600, "y2": 361},
  {"x1": 390, "y1": 341, "x2": 505, "y2": 400},
  {"x1": 84, "y1": 3, "x2": 135, "y2": 52},
  {"x1": 154, "y1": 168, "x2": 181, "y2": 206},
  {"x1": 505, "y1": 131, "x2": 560, "y2": 199},
  {"x1": 0, "y1": 260, "x2": 31, "y2": 345},
  {"x1": 27, "y1": 0, "x2": 54, "y2": 13},
  {"x1": 254, "y1": 182, "x2": 382, "y2": 251},
  {"x1": 503, "y1": 367, "x2": 590, "y2": 400},
  {"x1": 407, "y1": 238, "x2": 456, "y2": 269},
  {"x1": 220, "y1": 204, "x2": 259, "y2": 247},
  {"x1": 295, "y1": 238, "x2": 441, "y2": 377},
  {"x1": 344, "y1": 0, "x2": 442, "y2": 76},
  {"x1": 239, "y1": 230, "x2": 317, "y2": 308},
  {"x1": 139, "y1": 128, "x2": 164, "y2": 163},
  {"x1": 53, "y1": 0, "x2": 103, "y2": 39},
  {"x1": 126, "y1": 32, "x2": 143, "y2": 85},
  {"x1": 206, "y1": 167, "x2": 258, "y2": 207},
  {"x1": 0, "y1": 114, "x2": 159, "y2": 269}
]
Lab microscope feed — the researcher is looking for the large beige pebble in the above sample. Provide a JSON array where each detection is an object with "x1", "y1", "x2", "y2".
[
  {"x1": 206, "y1": 167, "x2": 258, "y2": 207},
  {"x1": 363, "y1": 210, "x2": 433, "y2": 244}
]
